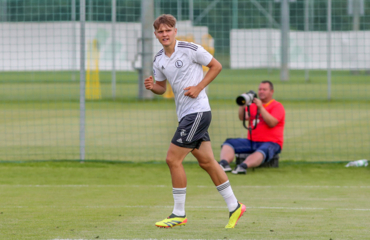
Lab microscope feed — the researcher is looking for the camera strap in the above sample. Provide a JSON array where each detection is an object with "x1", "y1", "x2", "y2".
[{"x1": 243, "y1": 105, "x2": 260, "y2": 146}]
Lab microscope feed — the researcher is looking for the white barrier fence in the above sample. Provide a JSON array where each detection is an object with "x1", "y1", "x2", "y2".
[
  {"x1": 230, "y1": 29, "x2": 370, "y2": 70},
  {"x1": 3, "y1": 24, "x2": 368, "y2": 72},
  {"x1": 0, "y1": 21, "x2": 209, "y2": 71}
]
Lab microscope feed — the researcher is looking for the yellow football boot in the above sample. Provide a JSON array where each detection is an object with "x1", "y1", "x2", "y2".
[
  {"x1": 155, "y1": 214, "x2": 187, "y2": 228},
  {"x1": 225, "y1": 202, "x2": 246, "y2": 228}
]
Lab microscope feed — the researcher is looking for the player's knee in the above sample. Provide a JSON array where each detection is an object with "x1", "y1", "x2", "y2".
[
  {"x1": 198, "y1": 160, "x2": 212, "y2": 170},
  {"x1": 165, "y1": 157, "x2": 173, "y2": 166},
  {"x1": 165, "y1": 156, "x2": 180, "y2": 167}
]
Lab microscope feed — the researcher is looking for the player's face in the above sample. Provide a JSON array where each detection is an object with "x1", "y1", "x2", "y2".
[
  {"x1": 258, "y1": 83, "x2": 273, "y2": 101},
  {"x1": 154, "y1": 24, "x2": 177, "y2": 47}
]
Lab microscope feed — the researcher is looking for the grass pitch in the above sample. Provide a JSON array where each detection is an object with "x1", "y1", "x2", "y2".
[
  {"x1": 0, "y1": 69, "x2": 369, "y2": 162},
  {"x1": 0, "y1": 161, "x2": 369, "y2": 239},
  {"x1": 0, "y1": 100, "x2": 368, "y2": 162}
]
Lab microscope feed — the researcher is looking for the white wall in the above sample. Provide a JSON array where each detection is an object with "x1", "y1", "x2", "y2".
[
  {"x1": 0, "y1": 21, "x2": 209, "y2": 71},
  {"x1": 230, "y1": 29, "x2": 370, "y2": 70}
]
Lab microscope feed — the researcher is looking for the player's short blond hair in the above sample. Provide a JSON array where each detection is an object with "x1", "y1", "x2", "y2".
[{"x1": 153, "y1": 14, "x2": 177, "y2": 30}]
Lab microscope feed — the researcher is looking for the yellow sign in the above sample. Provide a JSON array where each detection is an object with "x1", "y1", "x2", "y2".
[{"x1": 86, "y1": 39, "x2": 102, "y2": 100}]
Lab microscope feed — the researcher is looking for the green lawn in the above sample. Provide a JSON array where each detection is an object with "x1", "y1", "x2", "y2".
[
  {"x1": 1, "y1": 69, "x2": 369, "y2": 101},
  {"x1": 0, "y1": 69, "x2": 369, "y2": 162},
  {"x1": 0, "y1": 100, "x2": 369, "y2": 162},
  {"x1": 0, "y1": 161, "x2": 369, "y2": 239}
]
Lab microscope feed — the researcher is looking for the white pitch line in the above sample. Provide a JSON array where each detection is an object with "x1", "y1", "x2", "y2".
[
  {"x1": 52, "y1": 239, "x2": 227, "y2": 240},
  {"x1": 0, "y1": 184, "x2": 90, "y2": 187},
  {"x1": 1, "y1": 184, "x2": 370, "y2": 189},
  {"x1": 122, "y1": 205, "x2": 370, "y2": 211},
  {"x1": 338, "y1": 208, "x2": 370, "y2": 211},
  {"x1": 52, "y1": 239, "x2": 217, "y2": 240},
  {"x1": 3, "y1": 205, "x2": 370, "y2": 211},
  {"x1": 134, "y1": 205, "x2": 328, "y2": 211},
  {"x1": 237, "y1": 185, "x2": 370, "y2": 189}
]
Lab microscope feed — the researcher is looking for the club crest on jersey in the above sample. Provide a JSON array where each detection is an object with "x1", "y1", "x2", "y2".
[{"x1": 175, "y1": 60, "x2": 183, "y2": 68}]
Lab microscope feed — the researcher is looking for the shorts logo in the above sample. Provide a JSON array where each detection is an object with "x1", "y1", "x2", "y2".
[
  {"x1": 153, "y1": 68, "x2": 156, "y2": 76},
  {"x1": 176, "y1": 138, "x2": 183, "y2": 143},
  {"x1": 180, "y1": 129, "x2": 187, "y2": 137},
  {"x1": 175, "y1": 60, "x2": 183, "y2": 68}
]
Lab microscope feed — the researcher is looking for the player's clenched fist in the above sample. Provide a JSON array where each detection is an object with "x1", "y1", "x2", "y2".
[
  {"x1": 144, "y1": 76, "x2": 154, "y2": 90},
  {"x1": 184, "y1": 86, "x2": 201, "y2": 98}
]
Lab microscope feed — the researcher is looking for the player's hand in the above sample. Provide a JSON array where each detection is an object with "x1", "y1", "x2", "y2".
[
  {"x1": 253, "y1": 98, "x2": 263, "y2": 109},
  {"x1": 144, "y1": 76, "x2": 154, "y2": 90},
  {"x1": 184, "y1": 86, "x2": 201, "y2": 98}
]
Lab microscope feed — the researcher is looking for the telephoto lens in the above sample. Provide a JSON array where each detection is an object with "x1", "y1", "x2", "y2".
[{"x1": 236, "y1": 90, "x2": 257, "y2": 106}]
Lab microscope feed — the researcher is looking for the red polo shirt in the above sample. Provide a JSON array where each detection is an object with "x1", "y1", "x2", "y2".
[{"x1": 246, "y1": 99, "x2": 285, "y2": 149}]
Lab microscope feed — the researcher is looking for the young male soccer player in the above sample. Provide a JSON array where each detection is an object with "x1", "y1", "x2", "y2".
[{"x1": 144, "y1": 14, "x2": 245, "y2": 229}]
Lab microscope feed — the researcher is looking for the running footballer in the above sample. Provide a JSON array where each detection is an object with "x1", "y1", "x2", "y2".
[{"x1": 144, "y1": 14, "x2": 245, "y2": 229}]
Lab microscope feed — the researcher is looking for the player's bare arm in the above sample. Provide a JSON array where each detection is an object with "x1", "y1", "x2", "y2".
[
  {"x1": 144, "y1": 76, "x2": 167, "y2": 95},
  {"x1": 253, "y1": 98, "x2": 278, "y2": 127},
  {"x1": 184, "y1": 57, "x2": 222, "y2": 98}
]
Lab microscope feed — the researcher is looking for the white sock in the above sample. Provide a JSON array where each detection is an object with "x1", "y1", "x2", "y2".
[
  {"x1": 216, "y1": 180, "x2": 238, "y2": 212},
  {"x1": 172, "y1": 187, "x2": 186, "y2": 216}
]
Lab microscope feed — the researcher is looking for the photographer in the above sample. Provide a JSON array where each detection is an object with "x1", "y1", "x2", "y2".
[{"x1": 219, "y1": 80, "x2": 285, "y2": 174}]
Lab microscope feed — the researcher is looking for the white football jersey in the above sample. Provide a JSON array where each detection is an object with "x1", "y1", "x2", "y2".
[{"x1": 153, "y1": 40, "x2": 213, "y2": 121}]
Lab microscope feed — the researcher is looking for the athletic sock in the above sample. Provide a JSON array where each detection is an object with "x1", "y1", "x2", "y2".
[
  {"x1": 172, "y1": 187, "x2": 186, "y2": 216},
  {"x1": 229, "y1": 202, "x2": 241, "y2": 217},
  {"x1": 216, "y1": 180, "x2": 238, "y2": 212},
  {"x1": 240, "y1": 162, "x2": 248, "y2": 169},
  {"x1": 220, "y1": 159, "x2": 229, "y2": 165}
]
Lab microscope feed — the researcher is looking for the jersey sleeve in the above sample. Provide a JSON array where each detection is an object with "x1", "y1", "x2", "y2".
[
  {"x1": 269, "y1": 102, "x2": 285, "y2": 122},
  {"x1": 193, "y1": 44, "x2": 213, "y2": 66},
  {"x1": 152, "y1": 63, "x2": 166, "y2": 81}
]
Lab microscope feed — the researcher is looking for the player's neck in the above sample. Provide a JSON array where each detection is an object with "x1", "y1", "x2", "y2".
[{"x1": 163, "y1": 41, "x2": 176, "y2": 57}]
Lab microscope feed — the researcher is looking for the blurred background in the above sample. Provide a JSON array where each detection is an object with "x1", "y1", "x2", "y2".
[{"x1": 0, "y1": 0, "x2": 369, "y2": 162}]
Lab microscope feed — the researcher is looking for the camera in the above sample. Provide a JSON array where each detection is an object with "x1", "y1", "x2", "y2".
[{"x1": 236, "y1": 90, "x2": 257, "y2": 106}]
